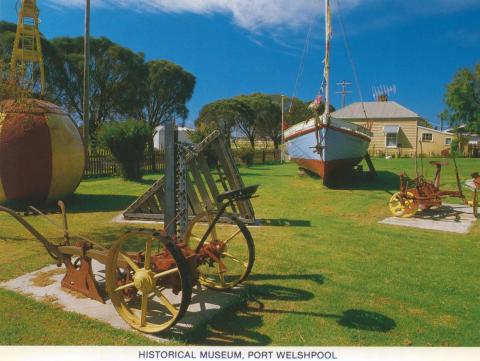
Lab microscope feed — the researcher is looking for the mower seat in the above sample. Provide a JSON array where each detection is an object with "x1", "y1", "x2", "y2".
[{"x1": 217, "y1": 184, "x2": 259, "y2": 203}]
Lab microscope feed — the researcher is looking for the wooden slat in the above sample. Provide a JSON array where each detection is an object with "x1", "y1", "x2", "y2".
[
  {"x1": 215, "y1": 163, "x2": 237, "y2": 213},
  {"x1": 147, "y1": 198, "x2": 161, "y2": 214},
  {"x1": 124, "y1": 177, "x2": 166, "y2": 214},
  {"x1": 124, "y1": 213, "x2": 165, "y2": 221},
  {"x1": 186, "y1": 174, "x2": 203, "y2": 214},
  {"x1": 219, "y1": 138, "x2": 255, "y2": 219},
  {"x1": 197, "y1": 155, "x2": 220, "y2": 206},
  {"x1": 156, "y1": 187, "x2": 166, "y2": 211},
  {"x1": 190, "y1": 165, "x2": 214, "y2": 209},
  {"x1": 213, "y1": 140, "x2": 248, "y2": 216},
  {"x1": 139, "y1": 203, "x2": 151, "y2": 214}
]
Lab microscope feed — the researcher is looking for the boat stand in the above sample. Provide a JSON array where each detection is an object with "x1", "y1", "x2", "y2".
[{"x1": 364, "y1": 153, "x2": 377, "y2": 177}]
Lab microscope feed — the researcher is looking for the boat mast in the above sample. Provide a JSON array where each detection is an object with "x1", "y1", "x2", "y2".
[{"x1": 323, "y1": 0, "x2": 332, "y2": 125}]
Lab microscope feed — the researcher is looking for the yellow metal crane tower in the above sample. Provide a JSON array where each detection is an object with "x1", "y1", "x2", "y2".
[{"x1": 10, "y1": 0, "x2": 45, "y2": 95}]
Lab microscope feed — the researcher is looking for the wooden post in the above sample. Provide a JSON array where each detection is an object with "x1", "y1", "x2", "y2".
[
  {"x1": 281, "y1": 94, "x2": 285, "y2": 163},
  {"x1": 83, "y1": 0, "x2": 90, "y2": 154},
  {"x1": 415, "y1": 122, "x2": 419, "y2": 176}
]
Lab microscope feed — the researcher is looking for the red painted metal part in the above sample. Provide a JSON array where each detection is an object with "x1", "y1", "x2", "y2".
[
  {"x1": 60, "y1": 242, "x2": 105, "y2": 303},
  {"x1": 399, "y1": 162, "x2": 469, "y2": 212},
  {"x1": 61, "y1": 255, "x2": 105, "y2": 303},
  {"x1": 473, "y1": 173, "x2": 480, "y2": 189},
  {"x1": 126, "y1": 246, "x2": 200, "y2": 295}
]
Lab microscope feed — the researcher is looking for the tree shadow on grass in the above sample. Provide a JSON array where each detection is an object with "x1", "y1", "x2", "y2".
[
  {"x1": 246, "y1": 284, "x2": 315, "y2": 302},
  {"x1": 198, "y1": 277, "x2": 395, "y2": 345},
  {"x1": 247, "y1": 298, "x2": 396, "y2": 333},
  {"x1": 337, "y1": 309, "x2": 396, "y2": 332},
  {"x1": 246, "y1": 285, "x2": 396, "y2": 333},
  {"x1": 248, "y1": 273, "x2": 325, "y2": 285},
  {"x1": 245, "y1": 275, "x2": 395, "y2": 333},
  {"x1": 1, "y1": 194, "x2": 138, "y2": 215},
  {"x1": 65, "y1": 194, "x2": 138, "y2": 213}
]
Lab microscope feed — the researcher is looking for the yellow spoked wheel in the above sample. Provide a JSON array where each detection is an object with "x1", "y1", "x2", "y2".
[
  {"x1": 389, "y1": 192, "x2": 418, "y2": 218},
  {"x1": 185, "y1": 212, "x2": 254, "y2": 290},
  {"x1": 105, "y1": 231, "x2": 191, "y2": 334}
]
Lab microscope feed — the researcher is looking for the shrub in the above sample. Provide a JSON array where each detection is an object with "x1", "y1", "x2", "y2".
[
  {"x1": 237, "y1": 147, "x2": 255, "y2": 167},
  {"x1": 99, "y1": 119, "x2": 150, "y2": 181}
]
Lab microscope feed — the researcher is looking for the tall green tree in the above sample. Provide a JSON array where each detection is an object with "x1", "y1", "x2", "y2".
[
  {"x1": 270, "y1": 95, "x2": 311, "y2": 127},
  {"x1": 140, "y1": 60, "x2": 195, "y2": 169},
  {"x1": 234, "y1": 94, "x2": 267, "y2": 148},
  {"x1": 255, "y1": 95, "x2": 283, "y2": 149},
  {"x1": 238, "y1": 93, "x2": 282, "y2": 149},
  {"x1": 442, "y1": 64, "x2": 480, "y2": 133},
  {"x1": 195, "y1": 98, "x2": 254, "y2": 146},
  {"x1": 0, "y1": 22, "x2": 16, "y2": 62},
  {"x1": 270, "y1": 94, "x2": 334, "y2": 127},
  {"x1": 48, "y1": 36, "x2": 147, "y2": 144}
]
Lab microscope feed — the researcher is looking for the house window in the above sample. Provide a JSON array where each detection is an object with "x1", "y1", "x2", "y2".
[
  {"x1": 386, "y1": 133, "x2": 398, "y2": 148},
  {"x1": 445, "y1": 138, "x2": 452, "y2": 145},
  {"x1": 383, "y1": 125, "x2": 400, "y2": 148},
  {"x1": 422, "y1": 133, "x2": 433, "y2": 142}
]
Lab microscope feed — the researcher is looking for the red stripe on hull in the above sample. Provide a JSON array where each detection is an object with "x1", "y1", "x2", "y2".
[{"x1": 291, "y1": 157, "x2": 363, "y2": 184}]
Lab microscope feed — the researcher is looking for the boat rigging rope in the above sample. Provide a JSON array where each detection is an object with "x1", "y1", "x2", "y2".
[
  {"x1": 289, "y1": 14, "x2": 316, "y2": 113},
  {"x1": 333, "y1": 0, "x2": 371, "y2": 130}
]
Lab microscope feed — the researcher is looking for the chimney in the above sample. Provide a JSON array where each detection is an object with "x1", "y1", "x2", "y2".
[{"x1": 377, "y1": 94, "x2": 388, "y2": 102}]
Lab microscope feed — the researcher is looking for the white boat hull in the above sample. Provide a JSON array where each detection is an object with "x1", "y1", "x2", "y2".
[{"x1": 284, "y1": 117, "x2": 372, "y2": 184}]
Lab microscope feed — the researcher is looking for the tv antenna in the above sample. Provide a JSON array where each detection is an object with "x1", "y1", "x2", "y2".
[
  {"x1": 335, "y1": 80, "x2": 352, "y2": 108},
  {"x1": 372, "y1": 84, "x2": 396, "y2": 101}
]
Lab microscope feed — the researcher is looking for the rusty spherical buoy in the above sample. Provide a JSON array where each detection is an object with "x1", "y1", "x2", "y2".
[{"x1": 0, "y1": 98, "x2": 85, "y2": 204}]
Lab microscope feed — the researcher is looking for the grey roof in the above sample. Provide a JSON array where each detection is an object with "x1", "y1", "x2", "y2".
[{"x1": 332, "y1": 101, "x2": 421, "y2": 120}]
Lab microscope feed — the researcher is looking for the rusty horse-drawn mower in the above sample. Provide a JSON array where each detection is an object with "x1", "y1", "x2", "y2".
[
  {"x1": 0, "y1": 185, "x2": 258, "y2": 334},
  {"x1": 388, "y1": 159, "x2": 479, "y2": 218}
]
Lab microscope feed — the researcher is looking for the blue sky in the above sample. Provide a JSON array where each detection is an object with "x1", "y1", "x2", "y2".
[{"x1": 1, "y1": 0, "x2": 479, "y2": 128}]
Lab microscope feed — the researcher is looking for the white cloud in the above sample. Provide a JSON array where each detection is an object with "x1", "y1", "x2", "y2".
[
  {"x1": 43, "y1": 0, "x2": 361, "y2": 32},
  {"x1": 43, "y1": 0, "x2": 480, "y2": 33}
]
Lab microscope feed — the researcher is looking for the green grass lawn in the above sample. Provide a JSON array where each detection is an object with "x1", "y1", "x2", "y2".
[{"x1": 0, "y1": 157, "x2": 479, "y2": 345}]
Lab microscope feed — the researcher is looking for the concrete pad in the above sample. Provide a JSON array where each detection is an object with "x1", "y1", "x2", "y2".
[
  {"x1": 0, "y1": 260, "x2": 245, "y2": 342},
  {"x1": 465, "y1": 179, "x2": 475, "y2": 190},
  {"x1": 379, "y1": 203, "x2": 477, "y2": 234}
]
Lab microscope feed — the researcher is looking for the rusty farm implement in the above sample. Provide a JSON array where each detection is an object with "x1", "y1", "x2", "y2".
[
  {"x1": 388, "y1": 157, "x2": 479, "y2": 218},
  {"x1": 0, "y1": 124, "x2": 259, "y2": 333}
]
